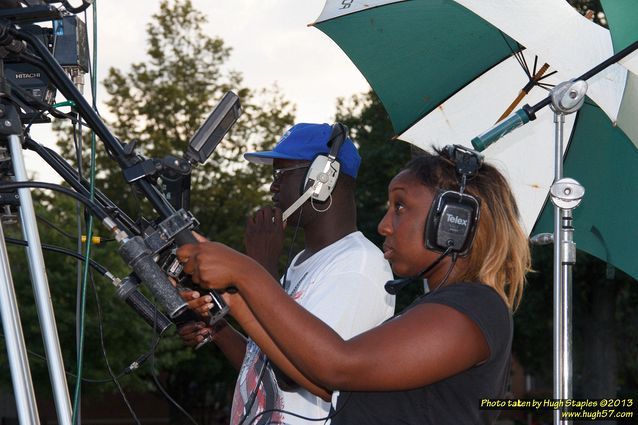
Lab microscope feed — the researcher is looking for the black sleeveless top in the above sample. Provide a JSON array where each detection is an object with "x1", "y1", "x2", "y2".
[{"x1": 329, "y1": 283, "x2": 512, "y2": 425}]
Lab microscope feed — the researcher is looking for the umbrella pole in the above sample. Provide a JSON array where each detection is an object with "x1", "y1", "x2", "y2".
[{"x1": 549, "y1": 82, "x2": 586, "y2": 425}]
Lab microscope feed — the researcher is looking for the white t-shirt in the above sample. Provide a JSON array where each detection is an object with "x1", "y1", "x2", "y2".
[{"x1": 230, "y1": 231, "x2": 395, "y2": 425}]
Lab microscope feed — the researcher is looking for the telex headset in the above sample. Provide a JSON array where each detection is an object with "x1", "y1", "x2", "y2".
[
  {"x1": 384, "y1": 145, "x2": 484, "y2": 295},
  {"x1": 282, "y1": 123, "x2": 349, "y2": 221},
  {"x1": 424, "y1": 145, "x2": 483, "y2": 256}
]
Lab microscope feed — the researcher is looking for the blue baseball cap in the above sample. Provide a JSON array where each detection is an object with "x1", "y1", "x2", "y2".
[{"x1": 244, "y1": 123, "x2": 361, "y2": 178}]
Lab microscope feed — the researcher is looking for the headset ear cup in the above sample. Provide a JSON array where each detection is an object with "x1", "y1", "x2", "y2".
[
  {"x1": 424, "y1": 190, "x2": 480, "y2": 256},
  {"x1": 301, "y1": 159, "x2": 315, "y2": 196},
  {"x1": 424, "y1": 191, "x2": 444, "y2": 250}
]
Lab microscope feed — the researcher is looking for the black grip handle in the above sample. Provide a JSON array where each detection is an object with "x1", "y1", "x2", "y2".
[
  {"x1": 119, "y1": 236, "x2": 188, "y2": 318},
  {"x1": 174, "y1": 229, "x2": 232, "y2": 323},
  {"x1": 116, "y1": 278, "x2": 173, "y2": 335}
]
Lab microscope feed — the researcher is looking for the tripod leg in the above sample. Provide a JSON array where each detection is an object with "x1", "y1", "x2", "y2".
[
  {"x1": 8, "y1": 135, "x2": 73, "y2": 425},
  {"x1": 0, "y1": 221, "x2": 41, "y2": 424}
]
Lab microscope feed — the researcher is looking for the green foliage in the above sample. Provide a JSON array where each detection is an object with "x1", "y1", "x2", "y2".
[
  {"x1": 2, "y1": 0, "x2": 294, "y2": 417},
  {"x1": 568, "y1": 0, "x2": 607, "y2": 26},
  {"x1": 335, "y1": 90, "x2": 411, "y2": 247},
  {"x1": 55, "y1": 0, "x2": 295, "y2": 235},
  {"x1": 0, "y1": 192, "x2": 157, "y2": 394},
  {"x1": 513, "y1": 247, "x2": 638, "y2": 398}
]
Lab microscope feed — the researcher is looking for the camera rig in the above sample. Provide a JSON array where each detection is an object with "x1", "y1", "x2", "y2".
[{"x1": 0, "y1": 3, "x2": 242, "y2": 424}]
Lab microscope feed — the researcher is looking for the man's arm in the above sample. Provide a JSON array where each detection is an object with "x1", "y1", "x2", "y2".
[{"x1": 176, "y1": 290, "x2": 247, "y2": 371}]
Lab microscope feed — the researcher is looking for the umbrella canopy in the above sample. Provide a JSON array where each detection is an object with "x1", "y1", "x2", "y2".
[
  {"x1": 600, "y1": 0, "x2": 638, "y2": 148},
  {"x1": 313, "y1": 0, "x2": 638, "y2": 281}
]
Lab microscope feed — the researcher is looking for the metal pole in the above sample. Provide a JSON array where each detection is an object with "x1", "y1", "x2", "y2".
[
  {"x1": 549, "y1": 80, "x2": 586, "y2": 425},
  {"x1": 560, "y1": 210, "x2": 574, "y2": 403},
  {"x1": 8, "y1": 135, "x2": 73, "y2": 425},
  {"x1": 552, "y1": 111, "x2": 566, "y2": 425},
  {"x1": 0, "y1": 220, "x2": 40, "y2": 424}
]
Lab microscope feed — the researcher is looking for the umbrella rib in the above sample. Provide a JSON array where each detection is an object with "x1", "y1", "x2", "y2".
[
  {"x1": 498, "y1": 31, "x2": 531, "y2": 79},
  {"x1": 537, "y1": 70, "x2": 558, "y2": 81},
  {"x1": 519, "y1": 51, "x2": 532, "y2": 79},
  {"x1": 496, "y1": 62, "x2": 551, "y2": 123}
]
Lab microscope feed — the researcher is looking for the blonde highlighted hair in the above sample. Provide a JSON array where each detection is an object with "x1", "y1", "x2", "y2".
[{"x1": 403, "y1": 150, "x2": 531, "y2": 310}]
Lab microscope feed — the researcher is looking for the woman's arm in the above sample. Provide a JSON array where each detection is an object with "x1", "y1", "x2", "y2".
[
  {"x1": 179, "y1": 242, "x2": 489, "y2": 391},
  {"x1": 227, "y1": 293, "x2": 332, "y2": 400}
]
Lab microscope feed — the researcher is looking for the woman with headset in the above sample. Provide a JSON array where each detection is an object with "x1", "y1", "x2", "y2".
[{"x1": 177, "y1": 147, "x2": 531, "y2": 424}]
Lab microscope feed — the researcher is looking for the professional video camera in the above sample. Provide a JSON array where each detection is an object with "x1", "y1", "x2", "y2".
[
  {"x1": 1, "y1": 1, "x2": 89, "y2": 122},
  {"x1": 0, "y1": 0, "x2": 241, "y2": 344}
]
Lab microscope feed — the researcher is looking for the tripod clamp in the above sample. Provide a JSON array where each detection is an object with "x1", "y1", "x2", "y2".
[
  {"x1": 550, "y1": 178, "x2": 585, "y2": 210},
  {"x1": 550, "y1": 80, "x2": 588, "y2": 115}
]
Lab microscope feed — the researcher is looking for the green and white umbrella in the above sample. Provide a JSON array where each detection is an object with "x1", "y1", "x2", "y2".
[
  {"x1": 313, "y1": 0, "x2": 638, "y2": 281},
  {"x1": 601, "y1": 0, "x2": 638, "y2": 147}
]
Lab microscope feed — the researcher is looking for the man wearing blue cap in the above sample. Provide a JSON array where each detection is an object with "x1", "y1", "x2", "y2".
[{"x1": 179, "y1": 123, "x2": 394, "y2": 424}]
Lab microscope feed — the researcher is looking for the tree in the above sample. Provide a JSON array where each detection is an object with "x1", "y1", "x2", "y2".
[
  {"x1": 335, "y1": 90, "x2": 418, "y2": 312},
  {"x1": 85, "y1": 1, "x2": 296, "y2": 421},
  {"x1": 1, "y1": 0, "x2": 295, "y2": 422},
  {"x1": 335, "y1": 90, "x2": 412, "y2": 247}
]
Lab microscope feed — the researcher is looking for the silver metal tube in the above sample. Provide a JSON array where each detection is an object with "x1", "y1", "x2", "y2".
[
  {"x1": 561, "y1": 210, "x2": 574, "y2": 402},
  {"x1": 0, "y1": 222, "x2": 41, "y2": 424},
  {"x1": 9, "y1": 135, "x2": 73, "y2": 425},
  {"x1": 552, "y1": 112, "x2": 565, "y2": 425}
]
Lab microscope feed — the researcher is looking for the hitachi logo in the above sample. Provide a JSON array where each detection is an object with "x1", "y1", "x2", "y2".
[
  {"x1": 15, "y1": 72, "x2": 41, "y2": 79},
  {"x1": 446, "y1": 213, "x2": 468, "y2": 226}
]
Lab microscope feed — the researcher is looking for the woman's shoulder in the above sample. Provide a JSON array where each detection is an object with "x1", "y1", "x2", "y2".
[
  {"x1": 420, "y1": 282, "x2": 509, "y2": 318},
  {"x1": 418, "y1": 282, "x2": 512, "y2": 354},
  {"x1": 422, "y1": 282, "x2": 506, "y2": 309}
]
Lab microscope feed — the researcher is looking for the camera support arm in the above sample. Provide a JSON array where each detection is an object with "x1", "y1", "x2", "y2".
[
  {"x1": 10, "y1": 26, "x2": 178, "y2": 220},
  {"x1": 8, "y1": 23, "x2": 230, "y2": 320}
]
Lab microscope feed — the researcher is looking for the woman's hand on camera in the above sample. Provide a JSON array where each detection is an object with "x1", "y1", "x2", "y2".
[
  {"x1": 178, "y1": 289, "x2": 214, "y2": 318},
  {"x1": 177, "y1": 241, "x2": 260, "y2": 291}
]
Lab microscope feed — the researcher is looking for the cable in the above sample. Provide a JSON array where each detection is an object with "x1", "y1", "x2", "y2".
[
  {"x1": 0, "y1": 181, "x2": 110, "y2": 220},
  {"x1": 36, "y1": 214, "x2": 78, "y2": 241},
  {"x1": 432, "y1": 254, "x2": 458, "y2": 293},
  {"x1": 0, "y1": 238, "x2": 164, "y2": 388},
  {"x1": 89, "y1": 271, "x2": 141, "y2": 424},
  {"x1": 72, "y1": 88, "x2": 86, "y2": 414},
  {"x1": 149, "y1": 338, "x2": 200, "y2": 425},
  {"x1": 237, "y1": 358, "x2": 270, "y2": 425},
  {"x1": 248, "y1": 392, "x2": 354, "y2": 425},
  {"x1": 0, "y1": 331, "x2": 162, "y2": 384},
  {"x1": 22, "y1": 138, "x2": 140, "y2": 235},
  {"x1": 0, "y1": 331, "x2": 112, "y2": 383},
  {"x1": 62, "y1": 0, "x2": 93, "y2": 14},
  {"x1": 72, "y1": 4, "x2": 101, "y2": 417},
  {"x1": 3, "y1": 74, "x2": 86, "y2": 126},
  {"x1": 4, "y1": 237, "x2": 109, "y2": 276}
]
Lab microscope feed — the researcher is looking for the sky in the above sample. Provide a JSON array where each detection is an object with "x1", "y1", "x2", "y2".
[{"x1": 25, "y1": 0, "x2": 371, "y2": 181}]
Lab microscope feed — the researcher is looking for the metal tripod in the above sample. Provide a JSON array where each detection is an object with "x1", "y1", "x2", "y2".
[{"x1": 0, "y1": 96, "x2": 72, "y2": 424}]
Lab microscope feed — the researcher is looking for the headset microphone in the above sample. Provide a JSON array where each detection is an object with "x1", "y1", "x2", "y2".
[
  {"x1": 282, "y1": 123, "x2": 348, "y2": 221},
  {"x1": 384, "y1": 247, "x2": 453, "y2": 295}
]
